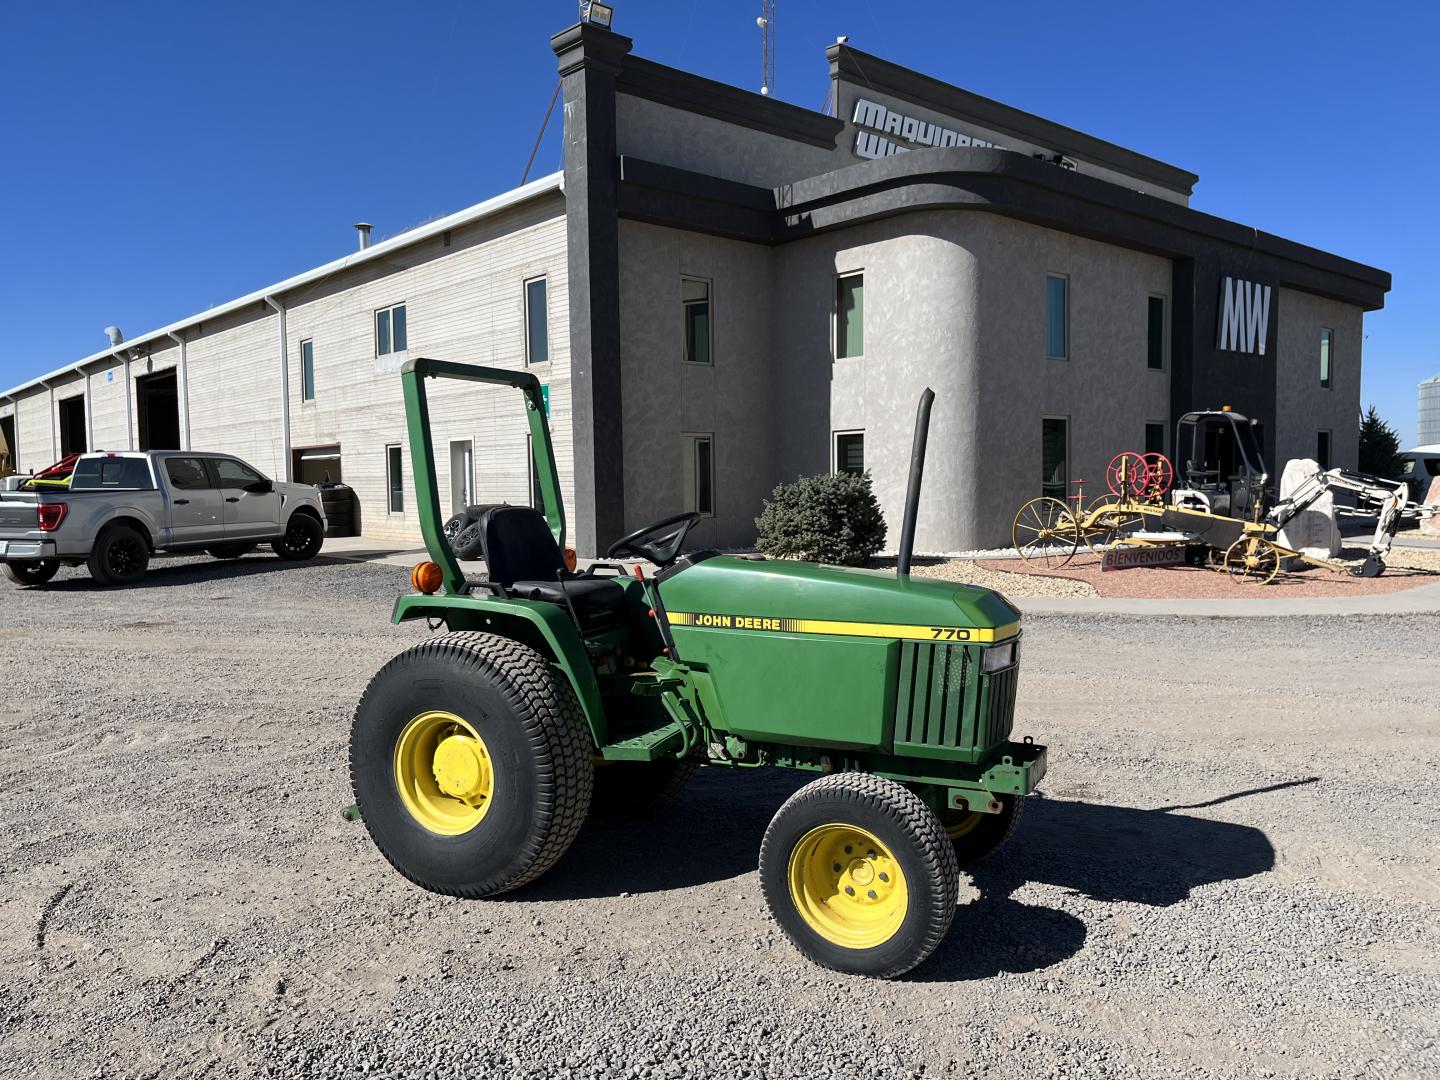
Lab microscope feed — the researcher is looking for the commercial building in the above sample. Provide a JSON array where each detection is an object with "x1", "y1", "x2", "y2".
[{"x1": 0, "y1": 20, "x2": 1391, "y2": 554}]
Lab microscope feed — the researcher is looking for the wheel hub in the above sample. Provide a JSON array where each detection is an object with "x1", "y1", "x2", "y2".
[
  {"x1": 787, "y1": 824, "x2": 907, "y2": 949},
  {"x1": 432, "y1": 735, "x2": 490, "y2": 803}
]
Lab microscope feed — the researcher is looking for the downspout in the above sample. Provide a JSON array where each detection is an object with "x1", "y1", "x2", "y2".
[
  {"x1": 114, "y1": 350, "x2": 134, "y2": 450},
  {"x1": 83, "y1": 366, "x2": 94, "y2": 451},
  {"x1": 263, "y1": 296, "x2": 292, "y2": 481},
  {"x1": 3, "y1": 394, "x2": 16, "y2": 469},
  {"x1": 167, "y1": 331, "x2": 192, "y2": 450}
]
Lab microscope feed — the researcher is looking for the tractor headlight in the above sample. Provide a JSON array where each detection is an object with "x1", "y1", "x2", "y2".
[{"x1": 981, "y1": 641, "x2": 1016, "y2": 673}]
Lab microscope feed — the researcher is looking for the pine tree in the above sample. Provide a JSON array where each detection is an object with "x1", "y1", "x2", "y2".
[{"x1": 1357, "y1": 405, "x2": 1401, "y2": 477}]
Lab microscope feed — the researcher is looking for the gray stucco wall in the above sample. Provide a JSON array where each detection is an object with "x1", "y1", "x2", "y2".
[
  {"x1": 770, "y1": 211, "x2": 1170, "y2": 553},
  {"x1": 617, "y1": 221, "x2": 776, "y2": 549},
  {"x1": 616, "y1": 94, "x2": 838, "y2": 188},
  {"x1": 1273, "y1": 288, "x2": 1363, "y2": 474}
]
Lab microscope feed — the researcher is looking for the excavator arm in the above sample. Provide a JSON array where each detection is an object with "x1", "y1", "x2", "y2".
[{"x1": 1267, "y1": 467, "x2": 1411, "y2": 577}]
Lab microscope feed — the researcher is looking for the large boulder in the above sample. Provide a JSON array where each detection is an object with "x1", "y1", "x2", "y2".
[
  {"x1": 1277, "y1": 458, "x2": 1341, "y2": 558},
  {"x1": 1421, "y1": 477, "x2": 1440, "y2": 537}
]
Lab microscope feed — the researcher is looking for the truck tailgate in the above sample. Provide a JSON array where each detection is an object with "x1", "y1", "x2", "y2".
[{"x1": 0, "y1": 495, "x2": 38, "y2": 532}]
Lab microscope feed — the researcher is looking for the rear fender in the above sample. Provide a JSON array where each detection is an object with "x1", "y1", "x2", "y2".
[{"x1": 392, "y1": 592, "x2": 606, "y2": 746}]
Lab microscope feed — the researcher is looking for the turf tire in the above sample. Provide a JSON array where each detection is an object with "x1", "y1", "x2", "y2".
[
  {"x1": 3, "y1": 559, "x2": 59, "y2": 586},
  {"x1": 942, "y1": 794, "x2": 1025, "y2": 866},
  {"x1": 760, "y1": 773, "x2": 958, "y2": 978},
  {"x1": 349, "y1": 632, "x2": 594, "y2": 896},
  {"x1": 87, "y1": 524, "x2": 149, "y2": 586},
  {"x1": 590, "y1": 760, "x2": 696, "y2": 815}
]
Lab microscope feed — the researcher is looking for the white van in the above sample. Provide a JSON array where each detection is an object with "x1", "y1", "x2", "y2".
[{"x1": 1398, "y1": 445, "x2": 1440, "y2": 502}]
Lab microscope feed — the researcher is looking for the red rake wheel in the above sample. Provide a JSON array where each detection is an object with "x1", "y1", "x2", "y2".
[
  {"x1": 1105, "y1": 452, "x2": 1150, "y2": 499},
  {"x1": 1142, "y1": 453, "x2": 1174, "y2": 499}
]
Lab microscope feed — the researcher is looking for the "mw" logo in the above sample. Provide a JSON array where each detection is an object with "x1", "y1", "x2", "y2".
[{"x1": 1216, "y1": 277, "x2": 1272, "y2": 355}]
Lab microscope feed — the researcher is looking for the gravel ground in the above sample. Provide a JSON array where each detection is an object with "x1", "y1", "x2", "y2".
[{"x1": 1, "y1": 553, "x2": 1437, "y2": 1079}]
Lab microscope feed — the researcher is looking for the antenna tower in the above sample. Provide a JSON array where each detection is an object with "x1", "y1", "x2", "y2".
[{"x1": 758, "y1": 1, "x2": 775, "y2": 96}]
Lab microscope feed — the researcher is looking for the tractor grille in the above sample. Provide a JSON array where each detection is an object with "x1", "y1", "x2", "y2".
[{"x1": 892, "y1": 642, "x2": 1017, "y2": 759}]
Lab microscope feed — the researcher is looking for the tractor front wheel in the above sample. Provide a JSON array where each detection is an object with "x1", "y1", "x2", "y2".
[
  {"x1": 942, "y1": 794, "x2": 1025, "y2": 866},
  {"x1": 349, "y1": 632, "x2": 594, "y2": 896},
  {"x1": 760, "y1": 773, "x2": 958, "y2": 978}
]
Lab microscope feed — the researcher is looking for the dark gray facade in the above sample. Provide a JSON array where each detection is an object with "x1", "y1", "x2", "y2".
[{"x1": 552, "y1": 23, "x2": 1390, "y2": 554}]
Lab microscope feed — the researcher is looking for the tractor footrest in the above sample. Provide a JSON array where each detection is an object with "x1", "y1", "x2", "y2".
[{"x1": 600, "y1": 722, "x2": 688, "y2": 762}]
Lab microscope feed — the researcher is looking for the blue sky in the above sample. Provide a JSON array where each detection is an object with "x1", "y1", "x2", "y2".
[{"x1": 1, "y1": 1, "x2": 1435, "y2": 444}]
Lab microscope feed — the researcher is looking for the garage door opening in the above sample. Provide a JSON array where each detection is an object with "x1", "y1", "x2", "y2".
[
  {"x1": 136, "y1": 370, "x2": 180, "y2": 450},
  {"x1": 0, "y1": 414, "x2": 15, "y2": 474},
  {"x1": 292, "y1": 445, "x2": 342, "y2": 486},
  {"x1": 59, "y1": 395, "x2": 87, "y2": 456}
]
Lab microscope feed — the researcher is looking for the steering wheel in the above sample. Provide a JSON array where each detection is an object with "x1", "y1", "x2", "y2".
[{"x1": 606, "y1": 512, "x2": 703, "y2": 566}]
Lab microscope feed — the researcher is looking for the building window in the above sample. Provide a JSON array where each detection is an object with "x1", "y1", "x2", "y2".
[
  {"x1": 525, "y1": 278, "x2": 548, "y2": 365},
  {"x1": 375, "y1": 303, "x2": 407, "y2": 357},
  {"x1": 835, "y1": 431, "x2": 865, "y2": 476},
  {"x1": 1316, "y1": 430, "x2": 1331, "y2": 470},
  {"x1": 1046, "y1": 274, "x2": 1068, "y2": 360},
  {"x1": 682, "y1": 278, "x2": 712, "y2": 365},
  {"x1": 300, "y1": 339, "x2": 315, "y2": 401},
  {"x1": 1042, "y1": 417, "x2": 1068, "y2": 498},
  {"x1": 1319, "y1": 328, "x2": 1333, "y2": 389},
  {"x1": 1147, "y1": 296, "x2": 1166, "y2": 370},
  {"x1": 835, "y1": 273, "x2": 864, "y2": 359},
  {"x1": 683, "y1": 434, "x2": 714, "y2": 516},
  {"x1": 386, "y1": 444, "x2": 404, "y2": 513},
  {"x1": 1145, "y1": 422, "x2": 1166, "y2": 455}
]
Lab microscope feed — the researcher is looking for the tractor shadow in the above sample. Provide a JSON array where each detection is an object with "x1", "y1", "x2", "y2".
[
  {"x1": 519, "y1": 767, "x2": 807, "y2": 902},
  {"x1": 915, "y1": 787, "x2": 1285, "y2": 982}
]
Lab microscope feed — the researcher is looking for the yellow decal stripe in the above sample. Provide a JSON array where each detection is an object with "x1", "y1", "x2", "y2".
[{"x1": 666, "y1": 612, "x2": 1019, "y2": 644}]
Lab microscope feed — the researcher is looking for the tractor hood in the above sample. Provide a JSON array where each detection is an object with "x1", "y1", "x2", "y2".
[{"x1": 657, "y1": 555, "x2": 1020, "y2": 643}]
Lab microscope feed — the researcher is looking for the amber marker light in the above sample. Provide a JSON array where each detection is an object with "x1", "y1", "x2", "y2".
[
  {"x1": 563, "y1": 546, "x2": 578, "y2": 573},
  {"x1": 411, "y1": 561, "x2": 444, "y2": 595}
]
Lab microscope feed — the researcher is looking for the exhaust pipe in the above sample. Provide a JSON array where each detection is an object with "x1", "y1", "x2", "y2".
[{"x1": 896, "y1": 387, "x2": 934, "y2": 579}]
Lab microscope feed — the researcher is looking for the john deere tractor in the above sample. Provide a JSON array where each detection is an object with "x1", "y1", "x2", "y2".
[{"x1": 349, "y1": 359, "x2": 1046, "y2": 978}]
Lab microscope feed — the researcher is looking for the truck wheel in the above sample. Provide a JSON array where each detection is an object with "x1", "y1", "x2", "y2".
[
  {"x1": 942, "y1": 794, "x2": 1025, "y2": 866},
  {"x1": 451, "y1": 521, "x2": 485, "y2": 561},
  {"x1": 88, "y1": 525, "x2": 150, "y2": 586},
  {"x1": 349, "y1": 632, "x2": 594, "y2": 896},
  {"x1": 205, "y1": 543, "x2": 257, "y2": 560},
  {"x1": 759, "y1": 773, "x2": 958, "y2": 978},
  {"x1": 591, "y1": 760, "x2": 696, "y2": 815},
  {"x1": 3, "y1": 559, "x2": 59, "y2": 586},
  {"x1": 272, "y1": 513, "x2": 323, "y2": 561}
]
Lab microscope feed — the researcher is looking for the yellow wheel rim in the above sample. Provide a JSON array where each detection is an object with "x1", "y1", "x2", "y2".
[
  {"x1": 787, "y1": 824, "x2": 908, "y2": 950},
  {"x1": 392, "y1": 710, "x2": 494, "y2": 836},
  {"x1": 946, "y1": 811, "x2": 982, "y2": 839}
]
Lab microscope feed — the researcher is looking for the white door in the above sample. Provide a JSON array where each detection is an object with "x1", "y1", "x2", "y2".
[{"x1": 450, "y1": 440, "x2": 474, "y2": 515}]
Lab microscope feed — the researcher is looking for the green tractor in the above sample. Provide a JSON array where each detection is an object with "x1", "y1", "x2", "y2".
[{"x1": 349, "y1": 359, "x2": 1046, "y2": 978}]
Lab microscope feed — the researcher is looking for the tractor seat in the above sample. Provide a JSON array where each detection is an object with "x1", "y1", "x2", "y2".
[
  {"x1": 476, "y1": 504, "x2": 626, "y2": 619},
  {"x1": 507, "y1": 577, "x2": 625, "y2": 616}
]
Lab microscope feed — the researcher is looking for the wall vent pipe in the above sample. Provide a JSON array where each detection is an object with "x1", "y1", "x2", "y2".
[
  {"x1": 263, "y1": 297, "x2": 292, "y2": 481},
  {"x1": 104, "y1": 325, "x2": 124, "y2": 346},
  {"x1": 354, "y1": 223, "x2": 373, "y2": 250}
]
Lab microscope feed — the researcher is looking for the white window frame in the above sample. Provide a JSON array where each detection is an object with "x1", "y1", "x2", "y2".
[
  {"x1": 385, "y1": 443, "x2": 404, "y2": 514},
  {"x1": 834, "y1": 270, "x2": 864, "y2": 361},
  {"x1": 375, "y1": 303, "x2": 407, "y2": 358},
  {"x1": 1147, "y1": 293, "x2": 1168, "y2": 372},
  {"x1": 682, "y1": 432, "x2": 715, "y2": 518},
  {"x1": 833, "y1": 429, "x2": 865, "y2": 476},
  {"x1": 1045, "y1": 273, "x2": 1069, "y2": 361},
  {"x1": 681, "y1": 275, "x2": 714, "y2": 366},
  {"x1": 524, "y1": 276, "x2": 549, "y2": 366}
]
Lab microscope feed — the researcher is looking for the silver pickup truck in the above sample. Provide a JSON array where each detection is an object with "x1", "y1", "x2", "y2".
[{"x1": 0, "y1": 451, "x2": 327, "y2": 587}]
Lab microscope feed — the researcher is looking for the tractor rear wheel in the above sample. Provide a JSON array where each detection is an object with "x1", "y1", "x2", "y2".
[
  {"x1": 590, "y1": 760, "x2": 696, "y2": 814},
  {"x1": 759, "y1": 773, "x2": 958, "y2": 978},
  {"x1": 942, "y1": 794, "x2": 1025, "y2": 866},
  {"x1": 349, "y1": 632, "x2": 594, "y2": 896}
]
